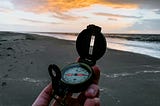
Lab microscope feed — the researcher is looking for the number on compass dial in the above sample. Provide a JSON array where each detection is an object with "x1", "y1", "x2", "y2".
[{"x1": 62, "y1": 67, "x2": 90, "y2": 84}]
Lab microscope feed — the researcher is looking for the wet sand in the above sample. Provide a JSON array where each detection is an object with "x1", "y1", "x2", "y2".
[{"x1": 0, "y1": 32, "x2": 160, "y2": 106}]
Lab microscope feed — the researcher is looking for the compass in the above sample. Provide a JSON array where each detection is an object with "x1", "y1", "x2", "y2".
[
  {"x1": 61, "y1": 63, "x2": 92, "y2": 85},
  {"x1": 61, "y1": 62, "x2": 93, "y2": 93},
  {"x1": 48, "y1": 24, "x2": 106, "y2": 103}
]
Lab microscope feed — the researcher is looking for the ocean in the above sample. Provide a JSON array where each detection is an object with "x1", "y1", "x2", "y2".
[{"x1": 32, "y1": 32, "x2": 160, "y2": 59}]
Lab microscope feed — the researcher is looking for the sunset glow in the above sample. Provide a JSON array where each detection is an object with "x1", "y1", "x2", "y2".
[{"x1": 0, "y1": 0, "x2": 160, "y2": 33}]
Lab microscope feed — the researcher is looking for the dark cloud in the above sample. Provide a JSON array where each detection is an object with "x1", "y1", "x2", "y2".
[
  {"x1": 94, "y1": 12, "x2": 142, "y2": 19},
  {"x1": 104, "y1": 0, "x2": 160, "y2": 9}
]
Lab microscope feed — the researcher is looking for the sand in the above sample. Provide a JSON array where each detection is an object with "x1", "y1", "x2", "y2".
[{"x1": 0, "y1": 32, "x2": 160, "y2": 106}]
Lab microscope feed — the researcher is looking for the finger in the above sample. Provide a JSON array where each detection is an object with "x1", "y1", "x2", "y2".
[
  {"x1": 32, "y1": 83, "x2": 53, "y2": 106},
  {"x1": 77, "y1": 84, "x2": 99, "y2": 104},
  {"x1": 77, "y1": 66, "x2": 100, "y2": 101},
  {"x1": 92, "y1": 66, "x2": 100, "y2": 84},
  {"x1": 84, "y1": 98, "x2": 100, "y2": 106},
  {"x1": 85, "y1": 84, "x2": 99, "y2": 98}
]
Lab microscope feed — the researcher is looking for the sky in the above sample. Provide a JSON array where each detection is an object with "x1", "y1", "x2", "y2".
[{"x1": 0, "y1": 0, "x2": 160, "y2": 34}]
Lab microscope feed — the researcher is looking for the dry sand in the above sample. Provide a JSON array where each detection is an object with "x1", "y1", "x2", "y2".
[{"x1": 0, "y1": 32, "x2": 160, "y2": 106}]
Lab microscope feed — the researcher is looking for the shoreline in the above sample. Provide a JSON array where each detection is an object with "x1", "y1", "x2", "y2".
[
  {"x1": 30, "y1": 32, "x2": 160, "y2": 59},
  {"x1": 0, "y1": 32, "x2": 160, "y2": 106}
]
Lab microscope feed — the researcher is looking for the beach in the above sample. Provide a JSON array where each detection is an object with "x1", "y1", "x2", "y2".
[{"x1": 0, "y1": 32, "x2": 160, "y2": 106}]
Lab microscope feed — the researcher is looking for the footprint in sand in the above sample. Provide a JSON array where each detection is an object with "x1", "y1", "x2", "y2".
[
  {"x1": 9, "y1": 64, "x2": 13, "y2": 67},
  {"x1": 1, "y1": 82, "x2": 7, "y2": 87},
  {"x1": 7, "y1": 54, "x2": 11, "y2": 56},
  {"x1": 8, "y1": 68, "x2": 13, "y2": 71},
  {"x1": 7, "y1": 47, "x2": 13, "y2": 50},
  {"x1": 3, "y1": 74, "x2": 8, "y2": 78}
]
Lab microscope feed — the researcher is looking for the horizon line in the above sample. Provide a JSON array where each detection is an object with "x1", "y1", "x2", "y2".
[{"x1": 0, "y1": 30, "x2": 160, "y2": 35}]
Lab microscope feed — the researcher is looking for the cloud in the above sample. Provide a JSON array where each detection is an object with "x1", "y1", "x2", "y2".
[
  {"x1": 0, "y1": 1, "x2": 14, "y2": 12},
  {"x1": 136, "y1": 0, "x2": 160, "y2": 9},
  {"x1": 108, "y1": 18, "x2": 117, "y2": 21},
  {"x1": 5, "y1": 0, "x2": 160, "y2": 34},
  {"x1": 154, "y1": 9, "x2": 160, "y2": 14},
  {"x1": 9, "y1": 0, "x2": 160, "y2": 16},
  {"x1": 103, "y1": 0, "x2": 160, "y2": 9},
  {"x1": 52, "y1": 12, "x2": 88, "y2": 20},
  {"x1": 0, "y1": 8, "x2": 10, "y2": 13},
  {"x1": 10, "y1": 0, "x2": 47, "y2": 13},
  {"x1": 20, "y1": 18, "x2": 61, "y2": 24},
  {"x1": 94, "y1": 12, "x2": 142, "y2": 19},
  {"x1": 10, "y1": 0, "x2": 138, "y2": 14},
  {"x1": 10, "y1": 0, "x2": 160, "y2": 21},
  {"x1": 126, "y1": 19, "x2": 160, "y2": 31}
]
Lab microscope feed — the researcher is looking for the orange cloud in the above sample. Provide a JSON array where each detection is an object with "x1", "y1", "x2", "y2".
[
  {"x1": 101, "y1": 1, "x2": 138, "y2": 9},
  {"x1": 18, "y1": 0, "x2": 138, "y2": 13},
  {"x1": 47, "y1": 0, "x2": 138, "y2": 12},
  {"x1": 47, "y1": 0, "x2": 98, "y2": 12}
]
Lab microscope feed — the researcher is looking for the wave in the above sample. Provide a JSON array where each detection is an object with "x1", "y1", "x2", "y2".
[
  {"x1": 101, "y1": 70, "x2": 160, "y2": 78},
  {"x1": 32, "y1": 32, "x2": 160, "y2": 42},
  {"x1": 108, "y1": 40, "x2": 160, "y2": 51},
  {"x1": 106, "y1": 34, "x2": 160, "y2": 42}
]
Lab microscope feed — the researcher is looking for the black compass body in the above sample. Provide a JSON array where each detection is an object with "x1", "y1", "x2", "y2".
[{"x1": 48, "y1": 24, "x2": 106, "y2": 97}]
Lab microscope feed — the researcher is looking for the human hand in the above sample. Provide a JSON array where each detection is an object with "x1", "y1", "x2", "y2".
[{"x1": 32, "y1": 66, "x2": 100, "y2": 106}]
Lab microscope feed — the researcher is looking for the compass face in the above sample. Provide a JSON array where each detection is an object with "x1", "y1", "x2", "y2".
[{"x1": 61, "y1": 63, "x2": 92, "y2": 85}]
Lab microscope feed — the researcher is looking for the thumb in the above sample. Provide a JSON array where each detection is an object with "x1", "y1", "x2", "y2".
[
  {"x1": 84, "y1": 98, "x2": 100, "y2": 106},
  {"x1": 32, "y1": 83, "x2": 53, "y2": 106}
]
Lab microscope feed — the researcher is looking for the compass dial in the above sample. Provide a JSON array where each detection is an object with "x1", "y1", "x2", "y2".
[{"x1": 61, "y1": 63, "x2": 92, "y2": 85}]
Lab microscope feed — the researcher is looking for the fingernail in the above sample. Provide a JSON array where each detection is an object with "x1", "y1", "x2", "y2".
[{"x1": 87, "y1": 88, "x2": 96, "y2": 96}]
